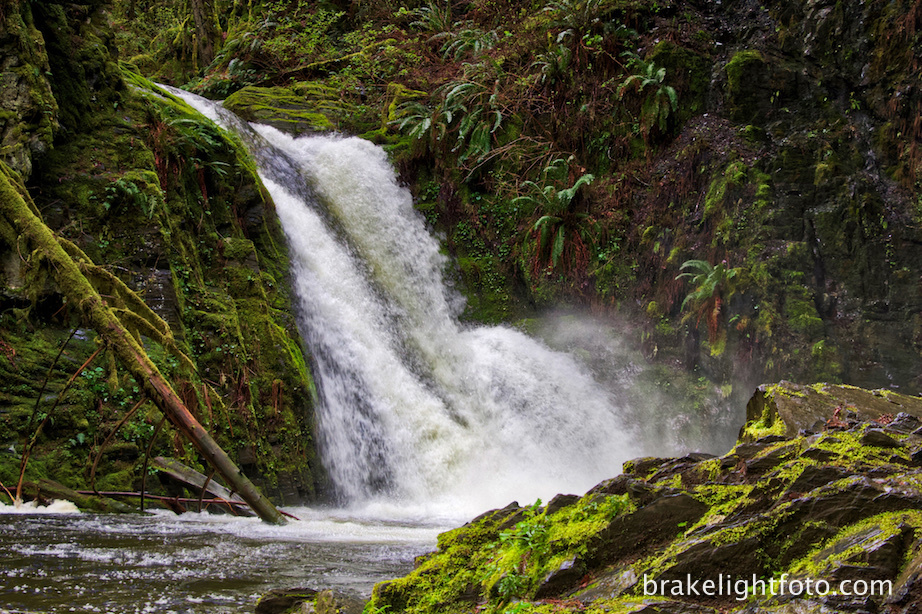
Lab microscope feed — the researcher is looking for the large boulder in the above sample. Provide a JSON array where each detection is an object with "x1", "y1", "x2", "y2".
[{"x1": 740, "y1": 381, "x2": 922, "y2": 441}]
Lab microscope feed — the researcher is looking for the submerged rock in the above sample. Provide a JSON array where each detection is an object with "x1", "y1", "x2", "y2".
[{"x1": 255, "y1": 588, "x2": 318, "y2": 614}]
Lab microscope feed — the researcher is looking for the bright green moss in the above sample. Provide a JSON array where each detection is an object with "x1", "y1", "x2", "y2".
[
  {"x1": 725, "y1": 50, "x2": 765, "y2": 103},
  {"x1": 787, "y1": 510, "x2": 922, "y2": 578},
  {"x1": 740, "y1": 408, "x2": 786, "y2": 441},
  {"x1": 370, "y1": 495, "x2": 635, "y2": 613}
]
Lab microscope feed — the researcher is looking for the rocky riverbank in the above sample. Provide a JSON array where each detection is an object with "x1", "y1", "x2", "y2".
[{"x1": 344, "y1": 382, "x2": 922, "y2": 614}]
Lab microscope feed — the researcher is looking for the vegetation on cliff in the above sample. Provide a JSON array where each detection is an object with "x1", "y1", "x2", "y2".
[
  {"x1": 0, "y1": 1, "x2": 320, "y2": 509},
  {"x1": 101, "y1": 0, "x2": 922, "y2": 397}
]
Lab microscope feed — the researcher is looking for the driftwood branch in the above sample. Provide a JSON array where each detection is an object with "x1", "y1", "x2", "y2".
[{"x1": 75, "y1": 490, "x2": 301, "y2": 520}]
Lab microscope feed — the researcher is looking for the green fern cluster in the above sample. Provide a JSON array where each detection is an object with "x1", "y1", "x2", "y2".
[
  {"x1": 394, "y1": 61, "x2": 510, "y2": 164},
  {"x1": 676, "y1": 259, "x2": 743, "y2": 351},
  {"x1": 514, "y1": 158, "x2": 598, "y2": 274},
  {"x1": 617, "y1": 51, "x2": 679, "y2": 136}
]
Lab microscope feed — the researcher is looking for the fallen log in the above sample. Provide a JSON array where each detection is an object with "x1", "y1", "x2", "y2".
[
  {"x1": 18, "y1": 479, "x2": 137, "y2": 513},
  {"x1": 151, "y1": 456, "x2": 253, "y2": 516},
  {"x1": 0, "y1": 162, "x2": 286, "y2": 525},
  {"x1": 75, "y1": 491, "x2": 301, "y2": 520}
]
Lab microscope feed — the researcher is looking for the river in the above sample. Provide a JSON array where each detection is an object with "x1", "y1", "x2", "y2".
[{"x1": 0, "y1": 504, "x2": 448, "y2": 613}]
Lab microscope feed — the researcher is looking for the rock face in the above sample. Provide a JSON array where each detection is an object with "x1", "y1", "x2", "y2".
[
  {"x1": 0, "y1": 2, "x2": 59, "y2": 177},
  {"x1": 366, "y1": 383, "x2": 922, "y2": 614},
  {"x1": 0, "y1": 4, "x2": 322, "y2": 503}
]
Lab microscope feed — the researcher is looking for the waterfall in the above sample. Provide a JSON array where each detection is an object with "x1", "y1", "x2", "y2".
[{"x1": 168, "y1": 88, "x2": 639, "y2": 518}]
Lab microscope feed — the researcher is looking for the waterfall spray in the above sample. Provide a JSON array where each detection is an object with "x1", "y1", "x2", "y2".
[{"x1": 169, "y1": 87, "x2": 638, "y2": 517}]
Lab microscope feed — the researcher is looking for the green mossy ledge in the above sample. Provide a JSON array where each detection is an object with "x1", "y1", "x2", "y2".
[
  {"x1": 222, "y1": 81, "x2": 368, "y2": 136},
  {"x1": 365, "y1": 382, "x2": 922, "y2": 614},
  {"x1": 223, "y1": 83, "x2": 337, "y2": 135}
]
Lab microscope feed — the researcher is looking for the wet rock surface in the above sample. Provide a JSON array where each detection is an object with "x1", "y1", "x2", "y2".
[
  {"x1": 255, "y1": 588, "x2": 318, "y2": 614},
  {"x1": 742, "y1": 382, "x2": 922, "y2": 441},
  {"x1": 255, "y1": 588, "x2": 363, "y2": 614}
]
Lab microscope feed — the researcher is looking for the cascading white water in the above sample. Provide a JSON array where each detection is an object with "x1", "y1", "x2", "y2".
[{"x1": 169, "y1": 88, "x2": 639, "y2": 518}]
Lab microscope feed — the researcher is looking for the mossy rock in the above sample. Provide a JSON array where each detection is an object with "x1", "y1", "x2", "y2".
[
  {"x1": 648, "y1": 41, "x2": 711, "y2": 126},
  {"x1": 741, "y1": 381, "x2": 922, "y2": 441},
  {"x1": 223, "y1": 82, "x2": 348, "y2": 135},
  {"x1": 0, "y1": 0, "x2": 59, "y2": 177},
  {"x1": 724, "y1": 50, "x2": 771, "y2": 125},
  {"x1": 368, "y1": 382, "x2": 922, "y2": 613}
]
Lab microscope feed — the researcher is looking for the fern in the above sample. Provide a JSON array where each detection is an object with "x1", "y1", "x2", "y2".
[
  {"x1": 393, "y1": 66, "x2": 510, "y2": 165},
  {"x1": 516, "y1": 160, "x2": 597, "y2": 274},
  {"x1": 543, "y1": 0, "x2": 604, "y2": 41},
  {"x1": 439, "y1": 25, "x2": 498, "y2": 59},
  {"x1": 531, "y1": 45, "x2": 572, "y2": 86},
  {"x1": 617, "y1": 51, "x2": 679, "y2": 138},
  {"x1": 676, "y1": 259, "x2": 742, "y2": 345},
  {"x1": 407, "y1": 0, "x2": 453, "y2": 34}
]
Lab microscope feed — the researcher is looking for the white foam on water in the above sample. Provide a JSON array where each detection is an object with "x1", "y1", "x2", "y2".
[{"x1": 0, "y1": 499, "x2": 81, "y2": 515}]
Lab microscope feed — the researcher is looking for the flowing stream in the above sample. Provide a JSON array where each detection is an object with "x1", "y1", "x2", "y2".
[
  {"x1": 0, "y1": 504, "x2": 444, "y2": 613},
  {"x1": 0, "y1": 86, "x2": 740, "y2": 613}
]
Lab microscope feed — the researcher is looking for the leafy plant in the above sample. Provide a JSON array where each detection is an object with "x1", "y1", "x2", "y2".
[
  {"x1": 544, "y1": 0, "x2": 605, "y2": 45},
  {"x1": 676, "y1": 259, "x2": 742, "y2": 348},
  {"x1": 499, "y1": 518, "x2": 550, "y2": 553},
  {"x1": 103, "y1": 177, "x2": 160, "y2": 219},
  {"x1": 146, "y1": 107, "x2": 236, "y2": 200},
  {"x1": 515, "y1": 158, "x2": 597, "y2": 275},
  {"x1": 394, "y1": 100, "x2": 442, "y2": 142},
  {"x1": 531, "y1": 44, "x2": 572, "y2": 86},
  {"x1": 494, "y1": 571, "x2": 528, "y2": 602},
  {"x1": 438, "y1": 25, "x2": 499, "y2": 60},
  {"x1": 405, "y1": 0, "x2": 453, "y2": 34},
  {"x1": 393, "y1": 61, "x2": 512, "y2": 164},
  {"x1": 617, "y1": 51, "x2": 679, "y2": 143},
  {"x1": 444, "y1": 79, "x2": 505, "y2": 161}
]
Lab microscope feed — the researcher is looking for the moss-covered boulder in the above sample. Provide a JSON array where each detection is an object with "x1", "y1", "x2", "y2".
[
  {"x1": 741, "y1": 381, "x2": 922, "y2": 441},
  {"x1": 366, "y1": 383, "x2": 922, "y2": 614}
]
